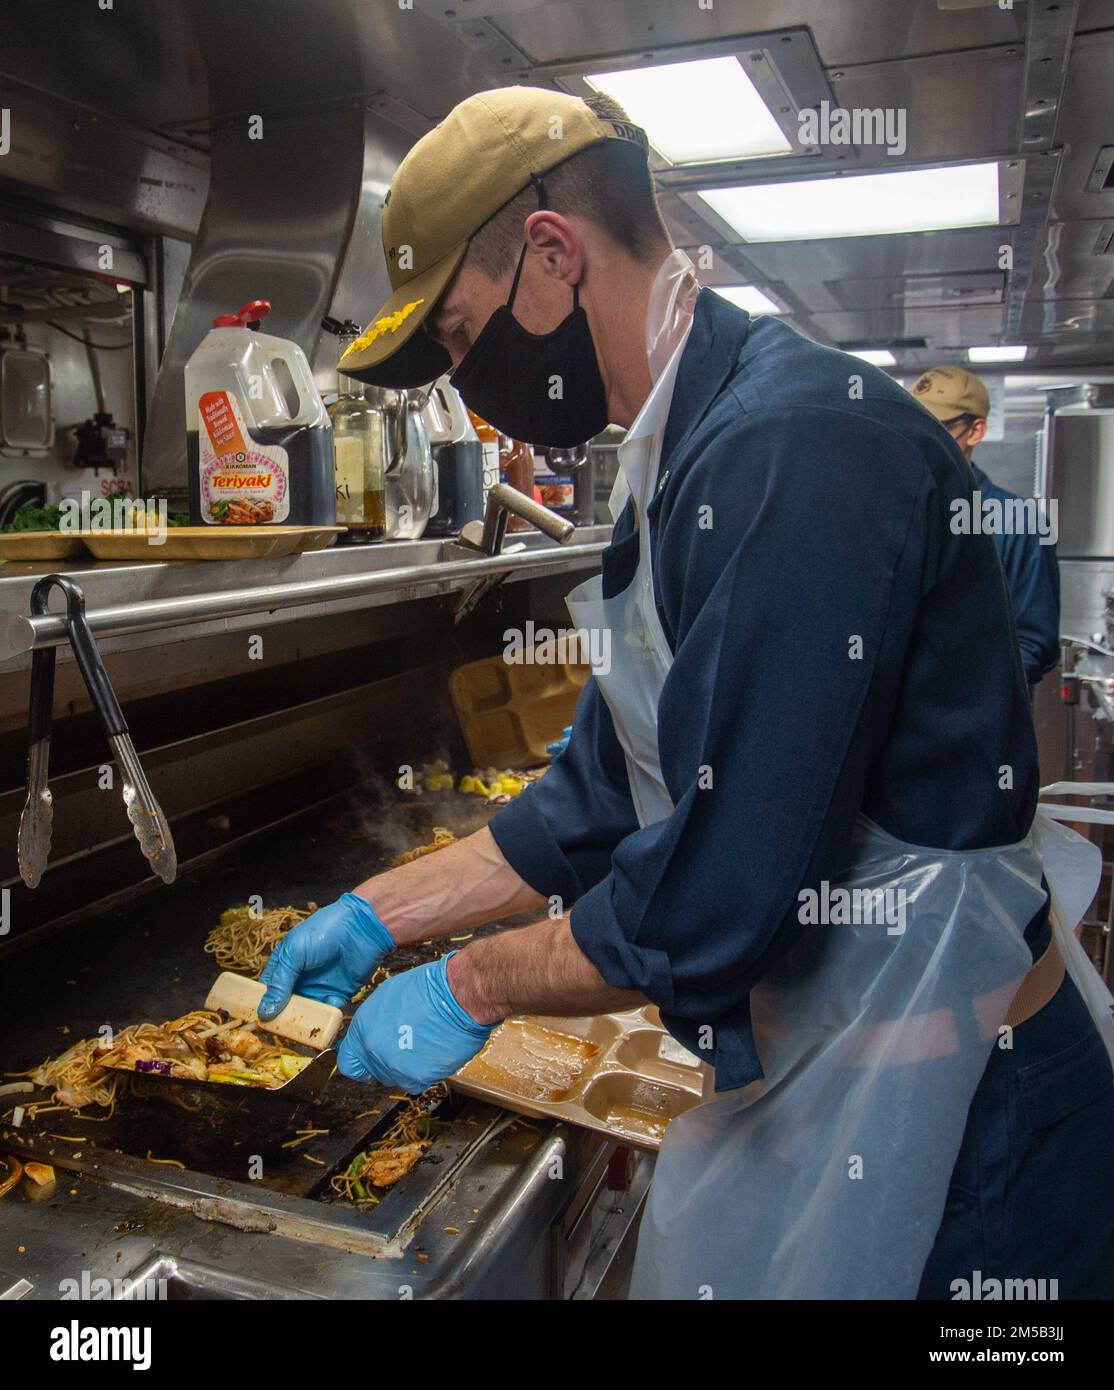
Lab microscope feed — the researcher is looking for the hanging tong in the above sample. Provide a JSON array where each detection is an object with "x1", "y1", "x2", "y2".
[{"x1": 17, "y1": 575, "x2": 176, "y2": 889}]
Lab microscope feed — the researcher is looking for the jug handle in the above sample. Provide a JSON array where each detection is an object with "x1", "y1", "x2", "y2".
[
  {"x1": 387, "y1": 392, "x2": 407, "y2": 472},
  {"x1": 264, "y1": 345, "x2": 323, "y2": 423}
]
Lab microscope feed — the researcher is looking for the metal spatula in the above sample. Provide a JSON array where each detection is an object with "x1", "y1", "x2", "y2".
[{"x1": 192, "y1": 973, "x2": 344, "y2": 1103}]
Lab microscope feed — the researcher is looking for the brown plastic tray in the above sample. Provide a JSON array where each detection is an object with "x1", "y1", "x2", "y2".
[
  {"x1": 0, "y1": 531, "x2": 87, "y2": 561},
  {"x1": 81, "y1": 525, "x2": 344, "y2": 561},
  {"x1": 451, "y1": 1006, "x2": 711, "y2": 1151},
  {"x1": 449, "y1": 651, "x2": 589, "y2": 770}
]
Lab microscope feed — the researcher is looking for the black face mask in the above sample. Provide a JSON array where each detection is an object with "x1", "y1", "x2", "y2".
[{"x1": 450, "y1": 220, "x2": 609, "y2": 449}]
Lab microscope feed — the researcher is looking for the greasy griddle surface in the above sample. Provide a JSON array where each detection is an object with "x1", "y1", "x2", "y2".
[{"x1": 1, "y1": 790, "x2": 539, "y2": 1198}]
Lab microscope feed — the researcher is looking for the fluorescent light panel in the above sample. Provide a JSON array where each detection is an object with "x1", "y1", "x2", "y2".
[
  {"x1": 968, "y1": 345, "x2": 1028, "y2": 362},
  {"x1": 700, "y1": 162, "x2": 1001, "y2": 242},
  {"x1": 585, "y1": 57, "x2": 792, "y2": 165},
  {"x1": 849, "y1": 349, "x2": 897, "y2": 366},
  {"x1": 711, "y1": 285, "x2": 782, "y2": 315}
]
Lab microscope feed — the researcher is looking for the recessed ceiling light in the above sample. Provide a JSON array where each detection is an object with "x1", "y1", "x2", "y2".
[
  {"x1": 710, "y1": 285, "x2": 783, "y2": 315},
  {"x1": 849, "y1": 349, "x2": 897, "y2": 366},
  {"x1": 967, "y1": 345, "x2": 1028, "y2": 362},
  {"x1": 699, "y1": 162, "x2": 1001, "y2": 242},
  {"x1": 585, "y1": 57, "x2": 793, "y2": 165}
]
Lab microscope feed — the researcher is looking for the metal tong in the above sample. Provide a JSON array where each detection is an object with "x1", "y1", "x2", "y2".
[{"x1": 17, "y1": 574, "x2": 176, "y2": 888}]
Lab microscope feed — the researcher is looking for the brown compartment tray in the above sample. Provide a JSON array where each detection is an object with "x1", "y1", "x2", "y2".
[
  {"x1": 0, "y1": 531, "x2": 87, "y2": 561},
  {"x1": 81, "y1": 525, "x2": 344, "y2": 561},
  {"x1": 451, "y1": 1005, "x2": 711, "y2": 1151},
  {"x1": 448, "y1": 651, "x2": 589, "y2": 770}
]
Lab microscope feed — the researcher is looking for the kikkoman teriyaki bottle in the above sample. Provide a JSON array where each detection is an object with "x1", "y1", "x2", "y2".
[{"x1": 185, "y1": 300, "x2": 335, "y2": 526}]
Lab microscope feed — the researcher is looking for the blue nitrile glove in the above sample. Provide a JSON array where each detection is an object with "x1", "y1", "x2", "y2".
[
  {"x1": 336, "y1": 953, "x2": 497, "y2": 1093},
  {"x1": 546, "y1": 725, "x2": 572, "y2": 757},
  {"x1": 258, "y1": 891, "x2": 394, "y2": 1018}
]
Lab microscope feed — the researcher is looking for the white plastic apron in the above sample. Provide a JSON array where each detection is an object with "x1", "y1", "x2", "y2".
[
  {"x1": 565, "y1": 248, "x2": 695, "y2": 827},
  {"x1": 566, "y1": 302, "x2": 1114, "y2": 1297}
]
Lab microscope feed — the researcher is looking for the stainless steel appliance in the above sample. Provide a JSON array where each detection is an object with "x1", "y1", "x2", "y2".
[{"x1": 1036, "y1": 384, "x2": 1114, "y2": 987}]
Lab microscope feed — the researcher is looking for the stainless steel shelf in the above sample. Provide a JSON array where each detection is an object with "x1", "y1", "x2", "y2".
[{"x1": 0, "y1": 527, "x2": 611, "y2": 667}]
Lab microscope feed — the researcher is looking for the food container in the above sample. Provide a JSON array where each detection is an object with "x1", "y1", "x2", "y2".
[
  {"x1": 185, "y1": 300, "x2": 335, "y2": 527},
  {"x1": 0, "y1": 531, "x2": 87, "y2": 561},
  {"x1": 452, "y1": 1006, "x2": 712, "y2": 1152},
  {"x1": 80, "y1": 524, "x2": 342, "y2": 561}
]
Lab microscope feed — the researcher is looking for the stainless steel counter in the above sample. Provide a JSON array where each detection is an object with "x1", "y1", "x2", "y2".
[{"x1": 0, "y1": 1106, "x2": 650, "y2": 1300}]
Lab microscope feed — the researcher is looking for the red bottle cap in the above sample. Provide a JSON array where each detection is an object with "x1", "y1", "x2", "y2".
[
  {"x1": 238, "y1": 300, "x2": 271, "y2": 326},
  {"x1": 212, "y1": 314, "x2": 242, "y2": 327}
]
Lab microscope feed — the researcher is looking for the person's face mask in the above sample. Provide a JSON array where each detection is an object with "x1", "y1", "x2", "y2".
[{"x1": 450, "y1": 186, "x2": 609, "y2": 448}]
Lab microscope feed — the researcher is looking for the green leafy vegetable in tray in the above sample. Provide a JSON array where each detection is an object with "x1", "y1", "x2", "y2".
[
  {"x1": 0, "y1": 503, "x2": 191, "y2": 533},
  {"x1": 2, "y1": 504, "x2": 63, "y2": 533}
]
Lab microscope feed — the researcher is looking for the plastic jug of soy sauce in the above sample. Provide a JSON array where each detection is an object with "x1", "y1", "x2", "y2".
[{"x1": 185, "y1": 300, "x2": 335, "y2": 526}]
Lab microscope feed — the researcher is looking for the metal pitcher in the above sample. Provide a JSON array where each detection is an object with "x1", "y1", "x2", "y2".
[{"x1": 365, "y1": 384, "x2": 436, "y2": 540}]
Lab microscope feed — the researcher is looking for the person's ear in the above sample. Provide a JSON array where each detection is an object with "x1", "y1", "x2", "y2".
[
  {"x1": 523, "y1": 210, "x2": 582, "y2": 285},
  {"x1": 968, "y1": 417, "x2": 988, "y2": 447}
]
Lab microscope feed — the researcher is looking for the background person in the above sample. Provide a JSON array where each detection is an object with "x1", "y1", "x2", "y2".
[{"x1": 911, "y1": 365, "x2": 1060, "y2": 694}]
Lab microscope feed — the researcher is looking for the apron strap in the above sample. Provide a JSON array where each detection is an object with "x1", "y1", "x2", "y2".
[{"x1": 1039, "y1": 781, "x2": 1114, "y2": 825}]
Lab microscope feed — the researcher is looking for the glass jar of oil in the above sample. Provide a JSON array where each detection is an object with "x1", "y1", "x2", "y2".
[{"x1": 328, "y1": 325, "x2": 386, "y2": 542}]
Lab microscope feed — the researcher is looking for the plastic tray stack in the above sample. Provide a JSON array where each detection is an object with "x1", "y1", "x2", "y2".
[
  {"x1": 448, "y1": 652, "x2": 589, "y2": 769},
  {"x1": 0, "y1": 525, "x2": 343, "y2": 562}
]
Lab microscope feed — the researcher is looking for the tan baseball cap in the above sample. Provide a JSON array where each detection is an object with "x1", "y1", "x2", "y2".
[
  {"x1": 339, "y1": 86, "x2": 649, "y2": 388},
  {"x1": 909, "y1": 365, "x2": 990, "y2": 422}
]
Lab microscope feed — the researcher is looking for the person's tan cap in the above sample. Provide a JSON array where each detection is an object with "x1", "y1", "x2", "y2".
[
  {"x1": 339, "y1": 86, "x2": 649, "y2": 388},
  {"x1": 909, "y1": 365, "x2": 990, "y2": 422}
]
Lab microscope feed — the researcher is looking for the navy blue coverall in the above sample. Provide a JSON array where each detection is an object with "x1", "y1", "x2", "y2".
[{"x1": 490, "y1": 290, "x2": 1114, "y2": 1297}]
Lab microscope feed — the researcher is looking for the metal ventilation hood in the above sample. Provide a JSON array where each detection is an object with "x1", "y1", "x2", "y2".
[
  {"x1": 140, "y1": 103, "x2": 420, "y2": 495},
  {"x1": 0, "y1": 0, "x2": 1112, "y2": 454}
]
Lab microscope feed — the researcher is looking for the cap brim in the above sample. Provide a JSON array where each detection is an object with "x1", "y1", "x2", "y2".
[{"x1": 339, "y1": 242, "x2": 466, "y2": 388}]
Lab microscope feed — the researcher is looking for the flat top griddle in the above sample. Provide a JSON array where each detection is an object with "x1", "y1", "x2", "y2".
[{"x1": 0, "y1": 787, "x2": 539, "y2": 1201}]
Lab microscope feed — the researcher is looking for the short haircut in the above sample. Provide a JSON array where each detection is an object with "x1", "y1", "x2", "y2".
[{"x1": 465, "y1": 93, "x2": 672, "y2": 279}]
